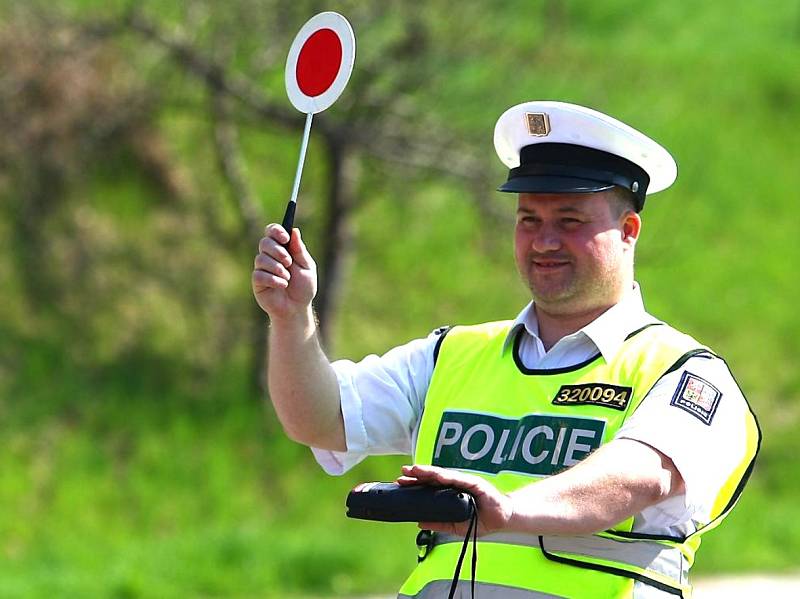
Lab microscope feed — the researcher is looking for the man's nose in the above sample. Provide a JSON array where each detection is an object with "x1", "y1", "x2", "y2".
[{"x1": 530, "y1": 223, "x2": 562, "y2": 253}]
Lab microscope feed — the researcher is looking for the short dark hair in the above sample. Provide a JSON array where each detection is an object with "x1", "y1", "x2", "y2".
[{"x1": 608, "y1": 186, "x2": 638, "y2": 217}]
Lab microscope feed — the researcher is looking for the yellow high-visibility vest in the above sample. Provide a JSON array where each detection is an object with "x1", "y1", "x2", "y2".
[{"x1": 399, "y1": 321, "x2": 759, "y2": 599}]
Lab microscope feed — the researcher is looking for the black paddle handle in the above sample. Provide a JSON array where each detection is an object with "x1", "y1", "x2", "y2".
[{"x1": 280, "y1": 201, "x2": 296, "y2": 247}]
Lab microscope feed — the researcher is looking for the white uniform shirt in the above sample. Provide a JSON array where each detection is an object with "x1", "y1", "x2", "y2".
[{"x1": 312, "y1": 285, "x2": 755, "y2": 593}]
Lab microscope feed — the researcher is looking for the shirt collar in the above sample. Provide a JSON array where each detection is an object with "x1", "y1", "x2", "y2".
[{"x1": 502, "y1": 283, "x2": 658, "y2": 362}]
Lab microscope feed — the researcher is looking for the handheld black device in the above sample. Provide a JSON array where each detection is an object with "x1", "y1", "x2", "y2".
[{"x1": 345, "y1": 482, "x2": 474, "y2": 523}]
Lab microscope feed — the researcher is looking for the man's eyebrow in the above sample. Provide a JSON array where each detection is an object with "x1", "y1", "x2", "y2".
[
  {"x1": 517, "y1": 205, "x2": 586, "y2": 214},
  {"x1": 554, "y1": 205, "x2": 585, "y2": 213}
]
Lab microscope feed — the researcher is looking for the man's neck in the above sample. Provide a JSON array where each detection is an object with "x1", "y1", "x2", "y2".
[{"x1": 534, "y1": 303, "x2": 615, "y2": 352}]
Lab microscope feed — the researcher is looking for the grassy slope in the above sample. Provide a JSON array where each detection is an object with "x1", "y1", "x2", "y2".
[{"x1": 1, "y1": 0, "x2": 799, "y2": 596}]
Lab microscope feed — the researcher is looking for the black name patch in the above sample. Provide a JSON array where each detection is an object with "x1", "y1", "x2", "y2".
[{"x1": 552, "y1": 384, "x2": 632, "y2": 411}]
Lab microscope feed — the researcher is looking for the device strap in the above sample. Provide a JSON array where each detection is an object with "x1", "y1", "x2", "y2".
[{"x1": 447, "y1": 495, "x2": 478, "y2": 599}]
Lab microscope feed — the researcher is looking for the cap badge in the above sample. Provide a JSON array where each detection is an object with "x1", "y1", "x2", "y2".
[{"x1": 525, "y1": 112, "x2": 550, "y2": 137}]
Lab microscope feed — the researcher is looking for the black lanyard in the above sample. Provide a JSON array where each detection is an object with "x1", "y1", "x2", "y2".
[{"x1": 447, "y1": 495, "x2": 478, "y2": 599}]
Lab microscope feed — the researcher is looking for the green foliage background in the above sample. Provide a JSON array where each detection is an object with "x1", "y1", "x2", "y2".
[{"x1": 0, "y1": 0, "x2": 798, "y2": 596}]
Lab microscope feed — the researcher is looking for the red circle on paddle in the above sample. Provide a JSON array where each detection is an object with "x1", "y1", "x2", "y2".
[{"x1": 296, "y1": 28, "x2": 343, "y2": 97}]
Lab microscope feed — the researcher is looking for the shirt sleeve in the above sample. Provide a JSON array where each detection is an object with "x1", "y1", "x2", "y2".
[
  {"x1": 310, "y1": 327, "x2": 446, "y2": 475},
  {"x1": 615, "y1": 355, "x2": 760, "y2": 528}
]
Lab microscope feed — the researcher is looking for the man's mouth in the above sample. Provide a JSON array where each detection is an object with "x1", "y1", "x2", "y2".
[{"x1": 531, "y1": 258, "x2": 570, "y2": 270}]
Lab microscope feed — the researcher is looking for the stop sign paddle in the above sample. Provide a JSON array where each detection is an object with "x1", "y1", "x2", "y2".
[{"x1": 280, "y1": 12, "x2": 356, "y2": 237}]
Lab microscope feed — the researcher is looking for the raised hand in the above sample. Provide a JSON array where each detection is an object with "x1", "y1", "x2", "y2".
[{"x1": 252, "y1": 224, "x2": 317, "y2": 321}]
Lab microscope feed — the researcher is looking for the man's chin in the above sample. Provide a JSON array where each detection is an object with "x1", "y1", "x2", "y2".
[{"x1": 529, "y1": 288, "x2": 576, "y2": 310}]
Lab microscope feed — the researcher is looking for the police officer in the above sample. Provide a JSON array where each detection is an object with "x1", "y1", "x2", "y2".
[{"x1": 252, "y1": 101, "x2": 760, "y2": 598}]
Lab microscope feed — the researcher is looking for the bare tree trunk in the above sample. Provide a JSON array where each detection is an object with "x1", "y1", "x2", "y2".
[
  {"x1": 12, "y1": 164, "x2": 64, "y2": 315},
  {"x1": 209, "y1": 91, "x2": 272, "y2": 397},
  {"x1": 314, "y1": 135, "x2": 358, "y2": 352}
]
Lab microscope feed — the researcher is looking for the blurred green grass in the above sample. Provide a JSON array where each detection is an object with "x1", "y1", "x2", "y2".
[{"x1": 0, "y1": 348, "x2": 416, "y2": 597}]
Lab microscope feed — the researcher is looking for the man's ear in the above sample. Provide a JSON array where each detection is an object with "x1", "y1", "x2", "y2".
[{"x1": 621, "y1": 211, "x2": 642, "y2": 248}]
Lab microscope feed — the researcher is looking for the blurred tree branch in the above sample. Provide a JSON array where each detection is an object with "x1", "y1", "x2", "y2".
[
  {"x1": 210, "y1": 91, "x2": 262, "y2": 241},
  {"x1": 2, "y1": 3, "x2": 506, "y2": 395},
  {"x1": 99, "y1": 9, "x2": 501, "y2": 212},
  {"x1": 88, "y1": 7, "x2": 502, "y2": 385}
]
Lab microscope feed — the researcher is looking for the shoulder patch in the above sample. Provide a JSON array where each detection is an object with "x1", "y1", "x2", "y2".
[{"x1": 670, "y1": 371, "x2": 722, "y2": 425}]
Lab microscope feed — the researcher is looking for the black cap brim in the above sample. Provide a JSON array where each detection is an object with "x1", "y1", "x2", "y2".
[{"x1": 497, "y1": 175, "x2": 614, "y2": 194}]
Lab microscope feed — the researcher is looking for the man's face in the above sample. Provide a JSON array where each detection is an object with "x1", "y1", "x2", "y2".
[{"x1": 514, "y1": 191, "x2": 640, "y2": 317}]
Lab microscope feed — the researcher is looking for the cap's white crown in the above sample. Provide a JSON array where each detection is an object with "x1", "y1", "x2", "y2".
[{"x1": 493, "y1": 101, "x2": 678, "y2": 195}]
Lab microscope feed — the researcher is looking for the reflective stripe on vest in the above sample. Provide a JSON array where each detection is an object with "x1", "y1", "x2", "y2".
[
  {"x1": 399, "y1": 579, "x2": 567, "y2": 598},
  {"x1": 438, "y1": 532, "x2": 687, "y2": 586},
  {"x1": 425, "y1": 532, "x2": 691, "y2": 597},
  {"x1": 399, "y1": 536, "x2": 636, "y2": 599},
  {"x1": 401, "y1": 321, "x2": 717, "y2": 599}
]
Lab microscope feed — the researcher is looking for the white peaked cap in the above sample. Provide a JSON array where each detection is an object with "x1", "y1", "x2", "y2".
[{"x1": 493, "y1": 101, "x2": 678, "y2": 210}]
